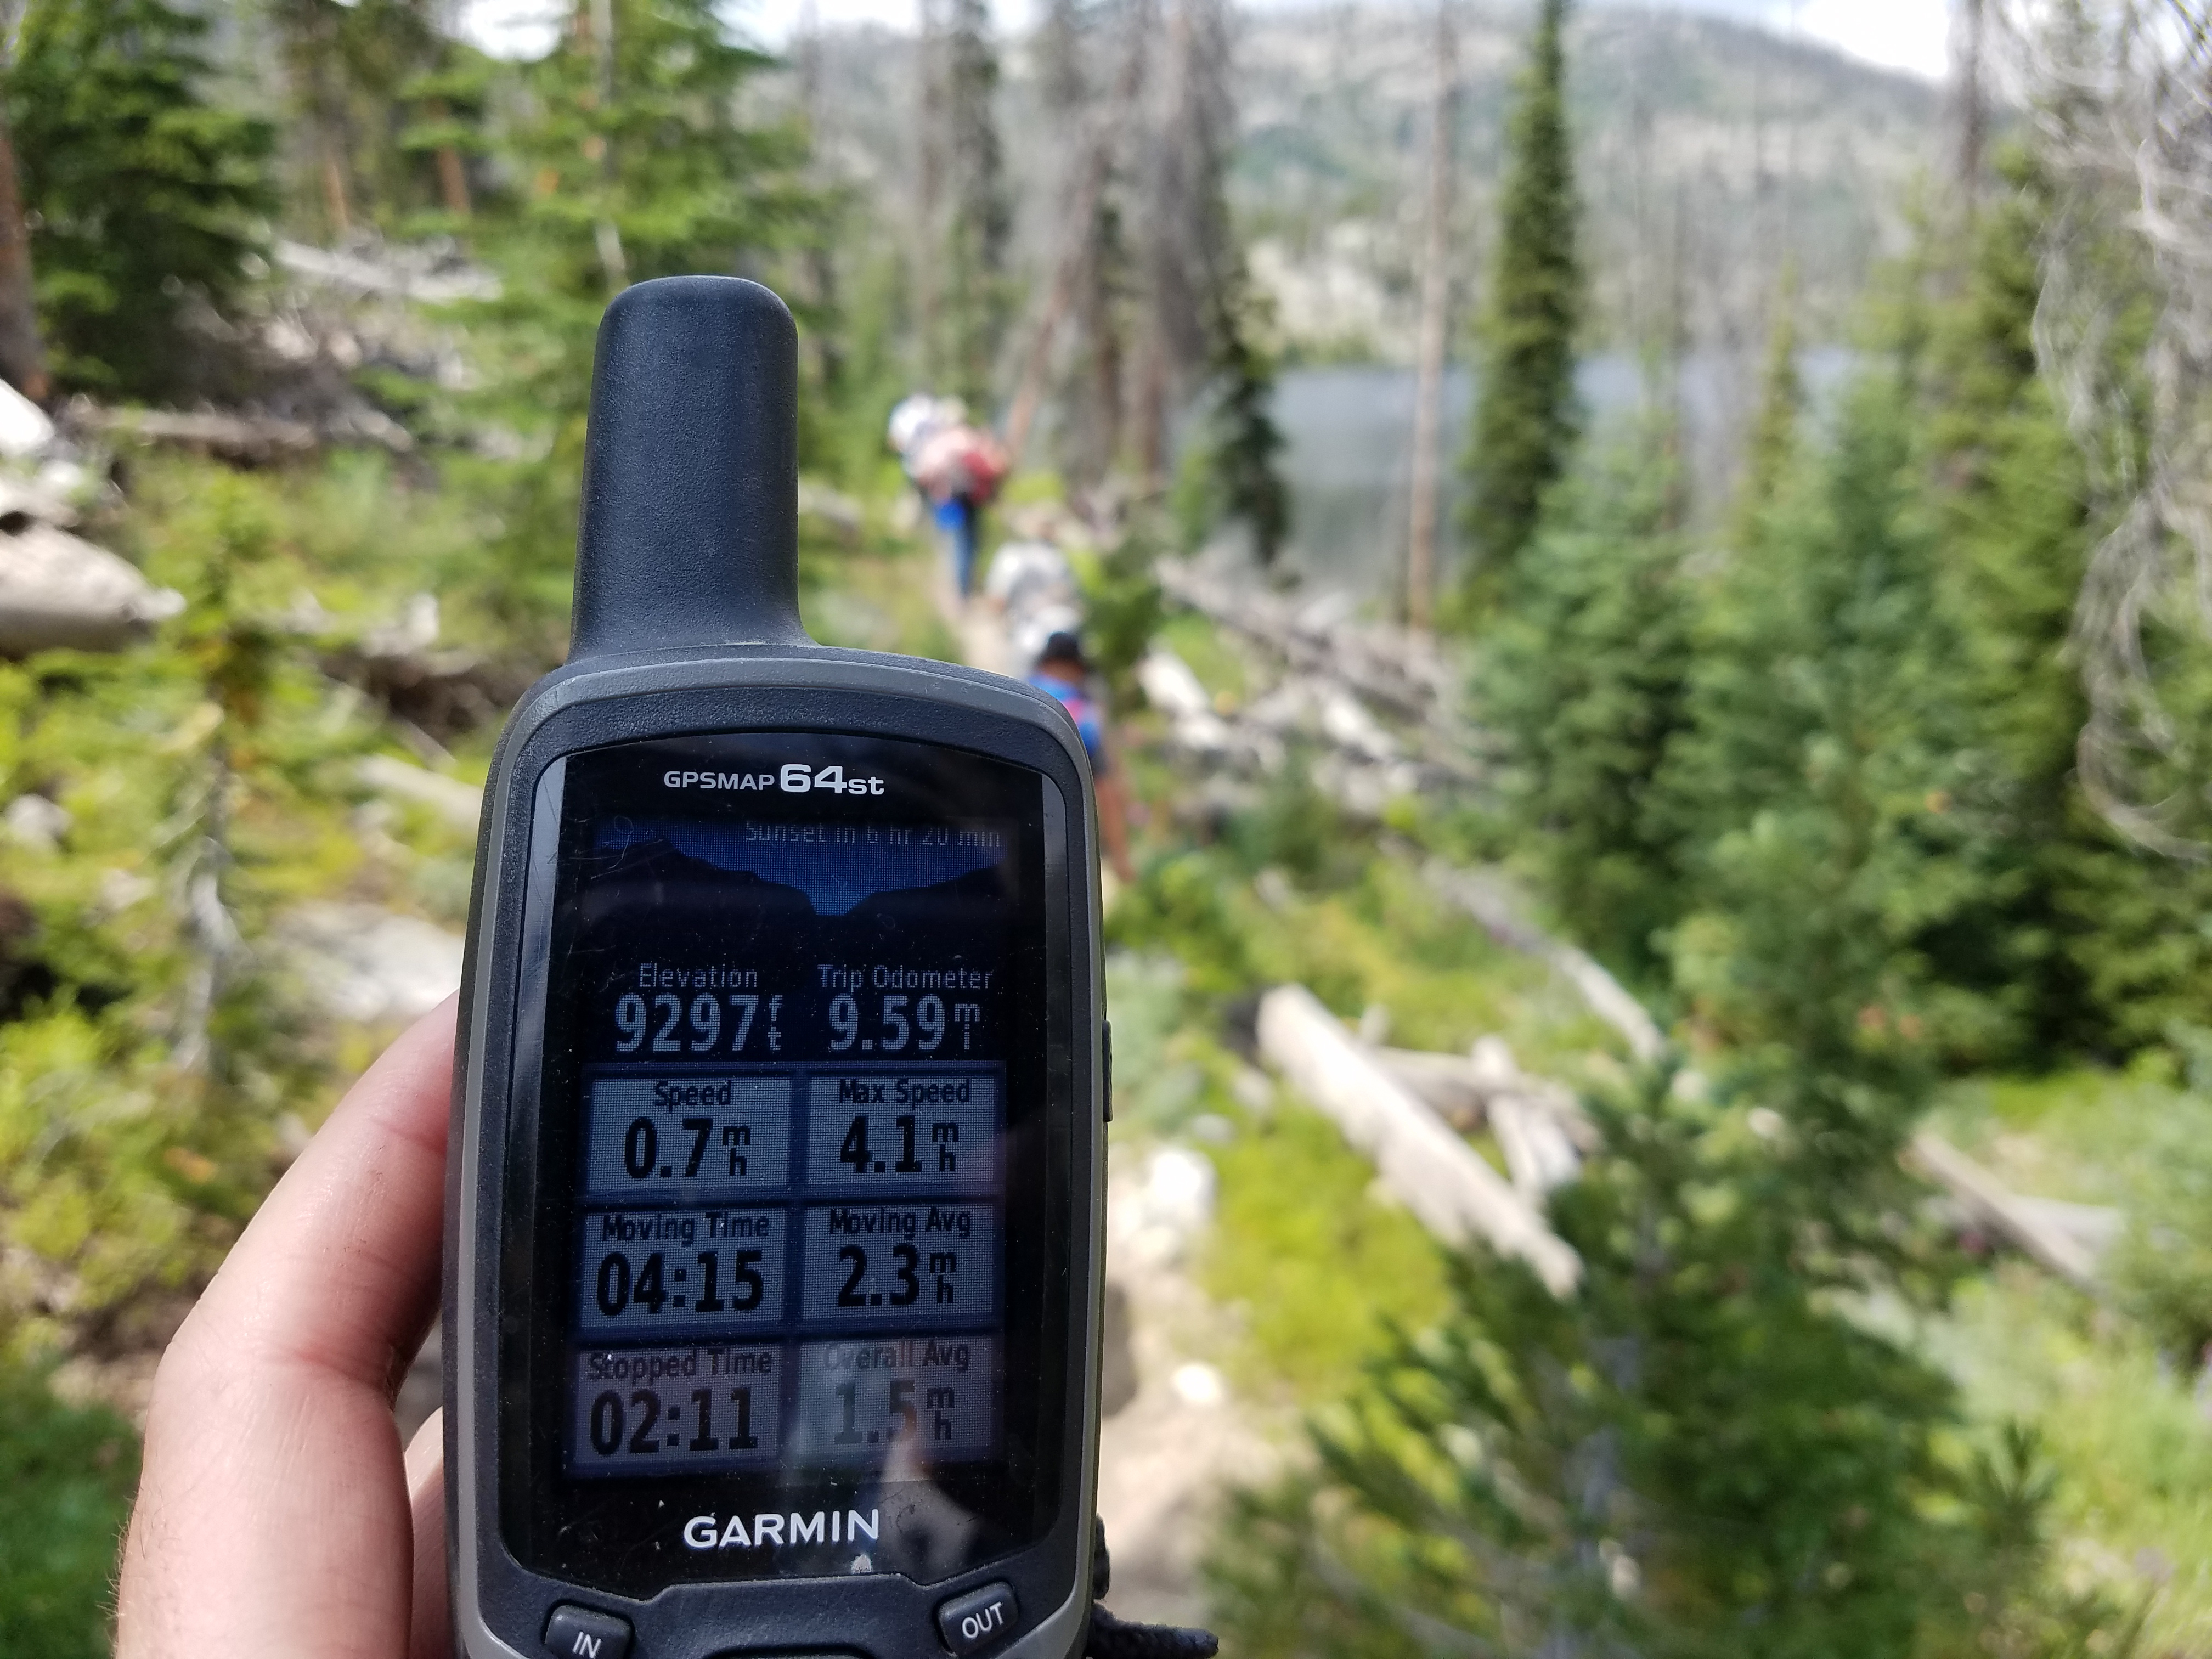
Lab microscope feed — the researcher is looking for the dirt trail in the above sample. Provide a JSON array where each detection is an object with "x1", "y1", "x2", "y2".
[
  {"x1": 1094, "y1": 1146, "x2": 1279, "y2": 1628},
  {"x1": 941, "y1": 574, "x2": 1279, "y2": 1629}
]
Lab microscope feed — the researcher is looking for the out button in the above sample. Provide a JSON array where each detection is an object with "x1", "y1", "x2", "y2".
[
  {"x1": 544, "y1": 1602, "x2": 633, "y2": 1659},
  {"x1": 936, "y1": 1579, "x2": 1020, "y2": 1655}
]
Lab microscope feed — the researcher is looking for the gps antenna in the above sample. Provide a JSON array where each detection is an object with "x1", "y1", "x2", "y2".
[{"x1": 569, "y1": 275, "x2": 811, "y2": 659}]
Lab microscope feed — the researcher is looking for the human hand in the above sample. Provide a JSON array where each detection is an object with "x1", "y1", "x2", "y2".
[{"x1": 116, "y1": 997, "x2": 458, "y2": 1659}]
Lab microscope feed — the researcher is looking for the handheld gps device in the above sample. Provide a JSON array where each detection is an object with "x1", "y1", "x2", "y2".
[{"x1": 446, "y1": 277, "x2": 1106, "y2": 1659}]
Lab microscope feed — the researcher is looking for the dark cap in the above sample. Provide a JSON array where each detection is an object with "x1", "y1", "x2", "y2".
[{"x1": 1038, "y1": 630, "x2": 1087, "y2": 668}]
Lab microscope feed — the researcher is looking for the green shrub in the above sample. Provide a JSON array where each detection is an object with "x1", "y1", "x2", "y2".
[{"x1": 0, "y1": 1367, "x2": 138, "y2": 1657}]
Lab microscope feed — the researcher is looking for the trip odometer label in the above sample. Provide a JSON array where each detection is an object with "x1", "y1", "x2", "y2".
[{"x1": 585, "y1": 1075, "x2": 792, "y2": 1198}]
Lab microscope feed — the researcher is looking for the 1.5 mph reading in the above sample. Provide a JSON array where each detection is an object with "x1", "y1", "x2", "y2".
[{"x1": 605, "y1": 962, "x2": 996, "y2": 1062}]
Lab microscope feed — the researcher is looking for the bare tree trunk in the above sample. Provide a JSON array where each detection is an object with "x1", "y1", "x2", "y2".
[
  {"x1": 426, "y1": 100, "x2": 473, "y2": 219},
  {"x1": 797, "y1": 1, "x2": 843, "y2": 395},
  {"x1": 1079, "y1": 225, "x2": 1124, "y2": 488},
  {"x1": 1130, "y1": 0, "x2": 1203, "y2": 495},
  {"x1": 1404, "y1": 0, "x2": 1457, "y2": 630},
  {"x1": 0, "y1": 101, "x2": 47, "y2": 403},
  {"x1": 1954, "y1": 0, "x2": 1987, "y2": 219},
  {"x1": 321, "y1": 153, "x2": 353, "y2": 239},
  {"x1": 1130, "y1": 325, "x2": 1167, "y2": 492},
  {"x1": 1002, "y1": 0, "x2": 1152, "y2": 461},
  {"x1": 586, "y1": 0, "x2": 627, "y2": 294},
  {"x1": 915, "y1": 0, "x2": 945, "y2": 384},
  {"x1": 174, "y1": 744, "x2": 240, "y2": 1077}
]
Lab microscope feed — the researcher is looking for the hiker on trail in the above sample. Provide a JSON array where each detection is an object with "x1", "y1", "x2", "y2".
[
  {"x1": 887, "y1": 393, "x2": 1008, "y2": 601},
  {"x1": 984, "y1": 537, "x2": 1083, "y2": 672},
  {"x1": 1029, "y1": 629, "x2": 1136, "y2": 887}
]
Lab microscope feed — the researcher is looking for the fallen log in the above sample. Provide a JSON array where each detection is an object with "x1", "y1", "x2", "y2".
[
  {"x1": 357, "y1": 754, "x2": 484, "y2": 833},
  {"x1": 1411, "y1": 859, "x2": 2120, "y2": 1296},
  {"x1": 1257, "y1": 984, "x2": 1581, "y2": 1295},
  {"x1": 1423, "y1": 861, "x2": 1666, "y2": 1063},
  {"x1": 1156, "y1": 558, "x2": 1457, "y2": 721},
  {"x1": 76, "y1": 405, "x2": 316, "y2": 462},
  {"x1": 69, "y1": 402, "x2": 415, "y2": 461},
  {"x1": 1373, "y1": 1046, "x2": 1486, "y2": 1126},
  {"x1": 1909, "y1": 1132, "x2": 2111, "y2": 1294},
  {"x1": 1491, "y1": 1094, "x2": 1581, "y2": 1198},
  {"x1": 274, "y1": 238, "x2": 501, "y2": 305}
]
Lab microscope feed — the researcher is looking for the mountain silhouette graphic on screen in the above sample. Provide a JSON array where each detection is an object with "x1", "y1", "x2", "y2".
[{"x1": 595, "y1": 819, "x2": 1011, "y2": 916}]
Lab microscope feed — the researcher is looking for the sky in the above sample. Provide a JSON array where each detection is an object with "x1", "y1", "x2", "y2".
[{"x1": 458, "y1": 0, "x2": 1955, "y2": 81}]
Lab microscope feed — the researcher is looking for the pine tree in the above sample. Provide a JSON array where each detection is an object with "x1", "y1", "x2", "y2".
[
  {"x1": 1483, "y1": 421, "x2": 1692, "y2": 980},
  {"x1": 1197, "y1": 270, "x2": 1290, "y2": 563},
  {"x1": 1924, "y1": 144, "x2": 2212, "y2": 1055},
  {"x1": 1036, "y1": 0, "x2": 1131, "y2": 493},
  {"x1": 1662, "y1": 370, "x2": 2008, "y2": 1070},
  {"x1": 7, "y1": 0, "x2": 275, "y2": 399},
  {"x1": 1210, "y1": 1068, "x2": 2146, "y2": 1658},
  {"x1": 398, "y1": 45, "x2": 498, "y2": 225},
  {"x1": 1733, "y1": 270, "x2": 1802, "y2": 550},
  {"x1": 456, "y1": 0, "x2": 807, "y2": 661},
  {"x1": 1458, "y1": 0, "x2": 1581, "y2": 613}
]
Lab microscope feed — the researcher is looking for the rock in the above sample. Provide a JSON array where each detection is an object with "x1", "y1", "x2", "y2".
[
  {"x1": 3, "y1": 793, "x2": 70, "y2": 850},
  {"x1": 0, "y1": 379, "x2": 54, "y2": 458},
  {"x1": 0, "y1": 501, "x2": 184, "y2": 657},
  {"x1": 278, "y1": 902, "x2": 464, "y2": 1025}
]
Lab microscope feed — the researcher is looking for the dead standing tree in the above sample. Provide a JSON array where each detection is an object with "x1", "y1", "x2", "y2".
[
  {"x1": 943, "y1": 0, "x2": 1010, "y2": 410},
  {"x1": 1128, "y1": 0, "x2": 1221, "y2": 489},
  {"x1": 1404, "y1": 0, "x2": 1458, "y2": 629},
  {"x1": 1002, "y1": 0, "x2": 1152, "y2": 473},
  {"x1": 1134, "y1": 0, "x2": 1286, "y2": 553},
  {"x1": 2010, "y1": 1, "x2": 2212, "y2": 857}
]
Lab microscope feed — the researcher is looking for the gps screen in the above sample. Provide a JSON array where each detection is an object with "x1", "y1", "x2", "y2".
[{"x1": 503, "y1": 732, "x2": 1065, "y2": 1593}]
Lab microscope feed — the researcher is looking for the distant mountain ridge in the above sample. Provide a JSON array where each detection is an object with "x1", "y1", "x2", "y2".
[
  {"x1": 1237, "y1": 2, "x2": 1948, "y2": 361},
  {"x1": 792, "y1": 0, "x2": 1949, "y2": 373}
]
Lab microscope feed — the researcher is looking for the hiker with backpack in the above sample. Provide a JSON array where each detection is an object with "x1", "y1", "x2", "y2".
[{"x1": 887, "y1": 393, "x2": 1009, "y2": 601}]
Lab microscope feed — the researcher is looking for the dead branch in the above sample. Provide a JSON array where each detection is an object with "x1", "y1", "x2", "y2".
[
  {"x1": 1421, "y1": 861, "x2": 1666, "y2": 1063},
  {"x1": 1257, "y1": 983, "x2": 1582, "y2": 1295},
  {"x1": 1909, "y1": 1131, "x2": 2114, "y2": 1293}
]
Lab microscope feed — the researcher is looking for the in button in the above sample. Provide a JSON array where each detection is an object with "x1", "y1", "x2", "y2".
[
  {"x1": 544, "y1": 1602, "x2": 633, "y2": 1659},
  {"x1": 936, "y1": 1579, "x2": 1020, "y2": 1655}
]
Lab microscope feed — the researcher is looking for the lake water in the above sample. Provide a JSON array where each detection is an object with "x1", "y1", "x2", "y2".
[{"x1": 1259, "y1": 349, "x2": 1854, "y2": 599}]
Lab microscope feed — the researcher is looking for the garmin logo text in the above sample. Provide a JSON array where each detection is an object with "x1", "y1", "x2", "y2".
[
  {"x1": 663, "y1": 765, "x2": 885, "y2": 796},
  {"x1": 683, "y1": 1508, "x2": 880, "y2": 1550}
]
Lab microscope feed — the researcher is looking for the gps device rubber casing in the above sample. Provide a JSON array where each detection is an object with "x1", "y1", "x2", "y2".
[{"x1": 444, "y1": 276, "x2": 1106, "y2": 1659}]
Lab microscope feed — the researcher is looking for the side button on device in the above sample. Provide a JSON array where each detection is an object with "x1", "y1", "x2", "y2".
[
  {"x1": 544, "y1": 1602, "x2": 633, "y2": 1659},
  {"x1": 937, "y1": 1579, "x2": 1020, "y2": 1655},
  {"x1": 1102, "y1": 1020, "x2": 1114, "y2": 1123}
]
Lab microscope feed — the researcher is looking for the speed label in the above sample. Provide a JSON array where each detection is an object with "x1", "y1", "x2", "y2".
[{"x1": 584, "y1": 1074, "x2": 792, "y2": 1198}]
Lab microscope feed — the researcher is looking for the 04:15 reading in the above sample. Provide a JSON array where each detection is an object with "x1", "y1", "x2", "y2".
[{"x1": 607, "y1": 989, "x2": 986, "y2": 1059}]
